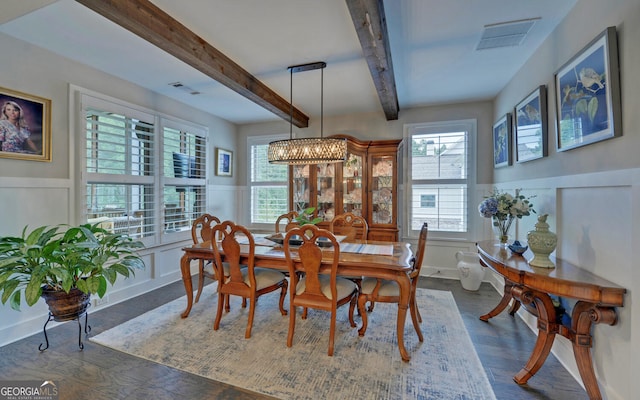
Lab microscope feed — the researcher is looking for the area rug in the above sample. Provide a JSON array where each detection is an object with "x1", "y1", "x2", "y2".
[{"x1": 90, "y1": 285, "x2": 496, "y2": 400}]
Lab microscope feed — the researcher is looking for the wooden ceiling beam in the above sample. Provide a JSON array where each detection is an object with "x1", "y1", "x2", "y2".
[
  {"x1": 75, "y1": 0, "x2": 309, "y2": 128},
  {"x1": 346, "y1": 0, "x2": 399, "y2": 120}
]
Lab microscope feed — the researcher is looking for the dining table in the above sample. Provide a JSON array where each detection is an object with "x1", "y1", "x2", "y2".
[{"x1": 179, "y1": 233, "x2": 416, "y2": 361}]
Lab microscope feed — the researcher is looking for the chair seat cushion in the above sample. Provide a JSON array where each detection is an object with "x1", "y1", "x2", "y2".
[
  {"x1": 296, "y1": 275, "x2": 357, "y2": 300},
  {"x1": 361, "y1": 277, "x2": 398, "y2": 296},
  {"x1": 242, "y1": 267, "x2": 286, "y2": 290}
]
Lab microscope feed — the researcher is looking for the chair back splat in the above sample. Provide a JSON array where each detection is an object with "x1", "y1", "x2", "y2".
[
  {"x1": 191, "y1": 214, "x2": 221, "y2": 303},
  {"x1": 329, "y1": 212, "x2": 368, "y2": 241},
  {"x1": 284, "y1": 224, "x2": 358, "y2": 356},
  {"x1": 211, "y1": 221, "x2": 288, "y2": 338},
  {"x1": 275, "y1": 211, "x2": 299, "y2": 233},
  {"x1": 191, "y1": 213, "x2": 221, "y2": 244}
]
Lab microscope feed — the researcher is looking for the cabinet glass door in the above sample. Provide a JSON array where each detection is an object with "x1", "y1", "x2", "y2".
[
  {"x1": 316, "y1": 162, "x2": 336, "y2": 221},
  {"x1": 342, "y1": 153, "x2": 364, "y2": 217},
  {"x1": 292, "y1": 165, "x2": 310, "y2": 214},
  {"x1": 371, "y1": 156, "x2": 394, "y2": 225}
]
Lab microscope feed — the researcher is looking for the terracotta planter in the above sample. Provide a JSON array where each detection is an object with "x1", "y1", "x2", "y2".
[{"x1": 41, "y1": 287, "x2": 91, "y2": 322}]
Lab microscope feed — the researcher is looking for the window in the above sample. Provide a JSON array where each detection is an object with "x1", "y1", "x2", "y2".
[
  {"x1": 248, "y1": 135, "x2": 288, "y2": 225},
  {"x1": 405, "y1": 120, "x2": 476, "y2": 237},
  {"x1": 83, "y1": 102, "x2": 155, "y2": 239},
  {"x1": 80, "y1": 91, "x2": 208, "y2": 242},
  {"x1": 162, "y1": 123, "x2": 207, "y2": 233}
]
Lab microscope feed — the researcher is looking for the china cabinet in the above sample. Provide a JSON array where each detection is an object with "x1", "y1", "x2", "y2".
[{"x1": 289, "y1": 135, "x2": 400, "y2": 240}]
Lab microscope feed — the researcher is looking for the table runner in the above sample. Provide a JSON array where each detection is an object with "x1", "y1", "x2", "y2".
[
  {"x1": 236, "y1": 234, "x2": 391, "y2": 255},
  {"x1": 339, "y1": 242, "x2": 393, "y2": 256}
]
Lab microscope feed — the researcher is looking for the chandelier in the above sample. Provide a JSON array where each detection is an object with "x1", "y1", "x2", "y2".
[{"x1": 268, "y1": 61, "x2": 347, "y2": 164}]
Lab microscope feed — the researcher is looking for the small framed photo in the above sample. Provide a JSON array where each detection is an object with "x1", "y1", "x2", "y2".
[
  {"x1": 0, "y1": 87, "x2": 51, "y2": 162},
  {"x1": 215, "y1": 147, "x2": 233, "y2": 176},
  {"x1": 493, "y1": 113, "x2": 512, "y2": 168},
  {"x1": 515, "y1": 85, "x2": 548, "y2": 163},
  {"x1": 555, "y1": 26, "x2": 621, "y2": 151}
]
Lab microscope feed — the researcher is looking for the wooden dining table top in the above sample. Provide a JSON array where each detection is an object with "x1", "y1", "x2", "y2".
[{"x1": 183, "y1": 235, "x2": 414, "y2": 274}]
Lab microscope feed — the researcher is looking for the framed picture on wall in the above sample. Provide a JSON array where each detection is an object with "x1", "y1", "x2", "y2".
[
  {"x1": 215, "y1": 147, "x2": 233, "y2": 176},
  {"x1": 554, "y1": 26, "x2": 621, "y2": 151},
  {"x1": 0, "y1": 86, "x2": 51, "y2": 162},
  {"x1": 515, "y1": 85, "x2": 548, "y2": 163},
  {"x1": 493, "y1": 113, "x2": 512, "y2": 168}
]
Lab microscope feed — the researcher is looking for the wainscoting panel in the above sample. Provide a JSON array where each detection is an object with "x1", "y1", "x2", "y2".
[
  {"x1": 0, "y1": 178, "x2": 72, "y2": 236},
  {"x1": 558, "y1": 186, "x2": 631, "y2": 281}
]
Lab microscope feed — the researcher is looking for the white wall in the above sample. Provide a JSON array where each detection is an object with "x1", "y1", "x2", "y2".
[{"x1": 491, "y1": 0, "x2": 640, "y2": 398}]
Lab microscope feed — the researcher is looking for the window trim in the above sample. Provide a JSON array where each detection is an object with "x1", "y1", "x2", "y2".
[{"x1": 404, "y1": 119, "x2": 477, "y2": 240}]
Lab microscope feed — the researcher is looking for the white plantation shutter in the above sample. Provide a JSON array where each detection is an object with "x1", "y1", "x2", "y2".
[
  {"x1": 406, "y1": 120, "x2": 476, "y2": 237},
  {"x1": 84, "y1": 105, "x2": 156, "y2": 239},
  {"x1": 81, "y1": 91, "x2": 209, "y2": 243},
  {"x1": 162, "y1": 123, "x2": 207, "y2": 233},
  {"x1": 249, "y1": 135, "x2": 289, "y2": 224}
]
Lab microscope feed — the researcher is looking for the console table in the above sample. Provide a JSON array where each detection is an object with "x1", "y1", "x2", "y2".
[{"x1": 476, "y1": 240, "x2": 626, "y2": 400}]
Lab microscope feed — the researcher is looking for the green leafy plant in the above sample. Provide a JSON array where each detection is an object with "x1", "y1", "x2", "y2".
[
  {"x1": 0, "y1": 223, "x2": 145, "y2": 311},
  {"x1": 294, "y1": 207, "x2": 323, "y2": 225}
]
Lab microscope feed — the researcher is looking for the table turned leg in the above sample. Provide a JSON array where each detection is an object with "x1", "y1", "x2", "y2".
[
  {"x1": 180, "y1": 253, "x2": 195, "y2": 318},
  {"x1": 480, "y1": 279, "x2": 519, "y2": 321},
  {"x1": 511, "y1": 287, "x2": 558, "y2": 385},
  {"x1": 571, "y1": 301, "x2": 618, "y2": 400},
  {"x1": 396, "y1": 274, "x2": 412, "y2": 362}
]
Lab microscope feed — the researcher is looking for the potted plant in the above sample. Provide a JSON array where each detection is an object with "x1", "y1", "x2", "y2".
[
  {"x1": 294, "y1": 207, "x2": 323, "y2": 226},
  {"x1": 0, "y1": 223, "x2": 144, "y2": 319}
]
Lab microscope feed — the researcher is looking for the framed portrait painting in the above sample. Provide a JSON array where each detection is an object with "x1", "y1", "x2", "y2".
[
  {"x1": 493, "y1": 113, "x2": 512, "y2": 168},
  {"x1": 515, "y1": 85, "x2": 548, "y2": 163},
  {"x1": 215, "y1": 147, "x2": 233, "y2": 176},
  {"x1": 0, "y1": 87, "x2": 51, "y2": 161},
  {"x1": 555, "y1": 26, "x2": 621, "y2": 151}
]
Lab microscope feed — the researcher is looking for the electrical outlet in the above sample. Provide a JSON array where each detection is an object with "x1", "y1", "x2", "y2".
[{"x1": 93, "y1": 295, "x2": 109, "y2": 307}]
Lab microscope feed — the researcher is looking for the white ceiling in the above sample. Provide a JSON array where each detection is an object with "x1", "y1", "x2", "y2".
[{"x1": 0, "y1": 0, "x2": 577, "y2": 125}]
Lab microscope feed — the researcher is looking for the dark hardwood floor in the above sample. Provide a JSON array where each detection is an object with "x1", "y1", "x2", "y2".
[{"x1": 0, "y1": 276, "x2": 587, "y2": 399}]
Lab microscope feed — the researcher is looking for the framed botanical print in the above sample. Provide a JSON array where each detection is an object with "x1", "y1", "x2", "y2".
[
  {"x1": 515, "y1": 85, "x2": 548, "y2": 162},
  {"x1": 555, "y1": 26, "x2": 621, "y2": 151},
  {"x1": 0, "y1": 87, "x2": 51, "y2": 162},
  {"x1": 215, "y1": 147, "x2": 233, "y2": 176},
  {"x1": 493, "y1": 113, "x2": 512, "y2": 168}
]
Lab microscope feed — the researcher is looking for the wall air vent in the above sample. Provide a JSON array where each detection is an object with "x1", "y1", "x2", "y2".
[{"x1": 476, "y1": 18, "x2": 539, "y2": 50}]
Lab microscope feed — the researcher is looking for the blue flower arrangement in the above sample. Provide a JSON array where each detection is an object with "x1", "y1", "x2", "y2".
[{"x1": 478, "y1": 189, "x2": 536, "y2": 243}]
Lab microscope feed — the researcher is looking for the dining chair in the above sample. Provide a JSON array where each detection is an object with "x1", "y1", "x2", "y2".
[
  {"x1": 329, "y1": 212, "x2": 368, "y2": 313},
  {"x1": 211, "y1": 221, "x2": 288, "y2": 339},
  {"x1": 284, "y1": 224, "x2": 358, "y2": 356},
  {"x1": 329, "y1": 211, "x2": 368, "y2": 241},
  {"x1": 190, "y1": 213, "x2": 222, "y2": 303},
  {"x1": 356, "y1": 222, "x2": 428, "y2": 342},
  {"x1": 275, "y1": 211, "x2": 299, "y2": 233}
]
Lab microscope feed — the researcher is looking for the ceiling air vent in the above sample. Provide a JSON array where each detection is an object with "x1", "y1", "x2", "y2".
[
  {"x1": 476, "y1": 18, "x2": 539, "y2": 50},
  {"x1": 168, "y1": 82, "x2": 201, "y2": 95}
]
